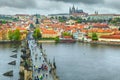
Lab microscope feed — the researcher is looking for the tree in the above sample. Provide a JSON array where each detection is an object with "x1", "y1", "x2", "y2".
[
  {"x1": 110, "y1": 18, "x2": 120, "y2": 26},
  {"x1": 8, "y1": 29, "x2": 21, "y2": 41},
  {"x1": 62, "y1": 32, "x2": 72, "y2": 36},
  {"x1": 58, "y1": 16, "x2": 67, "y2": 22},
  {"x1": 119, "y1": 27, "x2": 120, "y2": 31},
  {"x1": 92, "y1": 33, "x2": 98, "y2": 41},
  {"x1": 70, "y1": 16, "x2": 75, "y2": 20},
  {"x1": 2, "y1": 20, "x2": 6, "y2": 24},
  {"x1": 77, "y1": 19, "x2": 82, "y2": 23},
  {"x1": 8, "y1": 30, "x2": 13, "y2": 40},
  {"x1": 33, "y1": 28, "x2": 41, "y2": 40},
  {"x1": 13, "y1": 29, "x2": 21, "y2": 41},
  {"x1": 50, "y1": 16, "x2": 54, "y2": 19},
  {"x1": 55, "y1": 36, "x2": 60, "y2": 43}
]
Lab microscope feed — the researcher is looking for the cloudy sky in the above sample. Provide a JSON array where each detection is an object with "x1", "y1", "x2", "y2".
[{"x1": 0, "y1": 0, "x2": 120, "y2": 15}]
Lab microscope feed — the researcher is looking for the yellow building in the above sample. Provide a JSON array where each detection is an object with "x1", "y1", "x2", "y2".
[{"x1": 42, "y1": 30, "x2": 58, "y2": 38}]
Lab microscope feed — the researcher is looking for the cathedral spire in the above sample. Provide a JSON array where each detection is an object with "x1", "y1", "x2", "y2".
[
  {"x1": 73, "y1": 4, "x2": 75, "y2": 9},
  {"x1": 69, "y1": 7, "x2": 71, "y2": 14},
  {"x1": 72, "y1": 4, "x2": 75, "y2": 13}
]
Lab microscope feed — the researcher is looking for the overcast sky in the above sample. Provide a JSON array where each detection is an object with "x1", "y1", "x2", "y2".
[{"x1": 0, "y1": 0, "x2": 120, "y2": 15}]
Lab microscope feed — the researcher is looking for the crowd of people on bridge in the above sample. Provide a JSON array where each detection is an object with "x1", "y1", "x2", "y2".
[
  {"x1": 34, "y1": 64, "x2": 48, "y2": 72},
  {"x1": 28, "y1": 39, "x2": 52, "y2": 80}
]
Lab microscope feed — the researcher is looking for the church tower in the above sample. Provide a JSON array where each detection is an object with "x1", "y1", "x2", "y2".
[
  {"x1": 69, "y1": 7, "x2": 72, "y2": 14},
  {"x1": 95, "y1": 11, "x2": 98, "y2": 15},
  {"x1": 35, "y1": 18, "x2": 40, "y2": 28},
  {"x1": 72, "y1": 5, "x2": 75, "y2": 14}
]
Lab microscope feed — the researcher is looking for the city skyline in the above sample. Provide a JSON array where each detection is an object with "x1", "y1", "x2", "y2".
[{"x1": 0, "y1": 0, "x2": 120, "y2": 15}]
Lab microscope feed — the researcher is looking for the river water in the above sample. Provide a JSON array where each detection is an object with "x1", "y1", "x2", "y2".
[
  {"x1": 1, "y1": 42, "x2": 120, "y2": 80},
  {"x1": 0, "y1": 43, "x2": 21, "y2": 80},
  {"x1": 42, "y1": 42, "x2": 120, "y2": 80}
]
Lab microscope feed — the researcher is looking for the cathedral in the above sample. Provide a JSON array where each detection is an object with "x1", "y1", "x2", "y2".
[{"x1": 69, "y1": 5, "x2": 88, "y2": 16}]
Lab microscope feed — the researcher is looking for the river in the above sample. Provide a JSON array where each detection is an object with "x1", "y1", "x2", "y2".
[
  {"x1": 1, "y1": 42, "x2": 120, "y2": 80},
  {"x1": 42, "y1": 42, "x2": 120, "y2": 80},
  {"x1": 0, "y1": 43, "x2": 21, "y2": 80}
]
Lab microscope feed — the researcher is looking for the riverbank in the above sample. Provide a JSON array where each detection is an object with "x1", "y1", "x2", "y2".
[
  {"x1": 88, "y1": 41, "x2": 120, "y2": 46},
  {"x1": 38, "y1": 39, "x2": 120, "y2": 46},
  {"x1": 0, "y1": 40, "x2": 21, "y2": 43},
  {"x1": 38, "y1": 40, "x2": 76, "y2": 43},
  {"x1": 38, "y1": 40, "x2": 55, "y2": 43},
  {"x1": 1, "y1": 39, "x2": 120, "y2": 46}
]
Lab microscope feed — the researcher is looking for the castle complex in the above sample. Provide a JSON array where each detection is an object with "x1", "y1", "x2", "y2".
[{"x1": 69, "y1": 5, "x2": 88, "y2": 17}]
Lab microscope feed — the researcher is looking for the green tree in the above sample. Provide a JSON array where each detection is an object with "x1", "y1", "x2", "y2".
[
  {"x1": 8, "y1": 30, "x2": 13, "y2": 40},
  {"x1": 8, "y1": 29, "x2": 21, "y2": 41},
  {"x1": 77, "y1": 19, "x2": 82, "y2": 23},
  {"x1": 55, "y1": 36, "x2": 60, "y2": 43},
  {"x1": 62, "y1": 32, "x2": 72, "y2": 36},
  {"x1": 33, "y1": 28, "x2": 41, "y2": 40},
  {"x1": 92, "y1": 33, "x2": 98, "y2": 41},
  {"x1": 2, "y1": 20, "x2": 6, "y2": 24},
  {"x1": 13, "y1": 29, "x2": 21, "y2": 41},
  {"x1": 50, "y1": 16, "x2": 54, "y2": 19},
  {"x1": 70, "y1": 16, "x2": 75, "y2": 20},
  {"x1": 59, "y1": 19, "x2": 65, "y2": 22},
  {"x1": 58, "y1": 16, "x2": 67, "y2": 22},
  {"x1": 110, "y1": 18, "x2": 120, "y2": 25}
]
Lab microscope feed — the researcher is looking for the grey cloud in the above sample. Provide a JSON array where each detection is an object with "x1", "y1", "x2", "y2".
[
  {"x1": 0, "y1": 0, "x2": 120, "y2": 15},
  {"x1": 50, "y1": 0, "x2": 104, "y2": 4},
  {"x1": 106, "y1": 1, "x2": 120, "y2": 10},
  {"x1": 0, "y1": 0, "x2": 36, "y2": 9},
  {"x1": 36, "y1": 0, "x2": 67, "y2": 11}
]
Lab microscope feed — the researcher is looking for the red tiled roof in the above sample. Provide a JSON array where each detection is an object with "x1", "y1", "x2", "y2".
[
  {"x1": 113, "y1": 31, "x2": 120, "y2": 35},
  {"x1": 42, "y1": 30, "x2": 57, "y2": 34},
  {"x1": 88, "y1": 29, "x2": 112, "y2": 33},
  {"x1": 100, "y1": 35, "x2": 120, "y2": 39},
  {"x1": 81, "y1": 29, "x2": 87, "y2": 33},
  {"x1": 16, "y1": 27, "x2": 26, "y2": 30},
  {"x1": 92, "y1": 23, "x2": 109, "y2": 28}
]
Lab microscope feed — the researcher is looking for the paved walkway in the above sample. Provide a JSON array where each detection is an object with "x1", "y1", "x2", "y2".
[{"x1": 28, "y1": 40, "x2": 53, "y2": 80}]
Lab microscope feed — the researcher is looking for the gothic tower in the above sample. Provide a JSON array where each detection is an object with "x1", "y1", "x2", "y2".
[
  {"x1": 69, "y1": 7, "x2": 72, "y2": 14},
  {"x1": 72, "y1": 5, "x2": 75, "y2": 14},
  {"x1": 35, "y1": 18, "x2": 40, "y2": 28},
  {"x1": 95, "y1": 11, "x2": 98, "y2": 15}
]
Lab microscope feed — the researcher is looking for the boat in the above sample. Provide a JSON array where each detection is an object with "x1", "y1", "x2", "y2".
[{"x1": 59, "y1": 38, "x2": 76, "y2": 43}]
